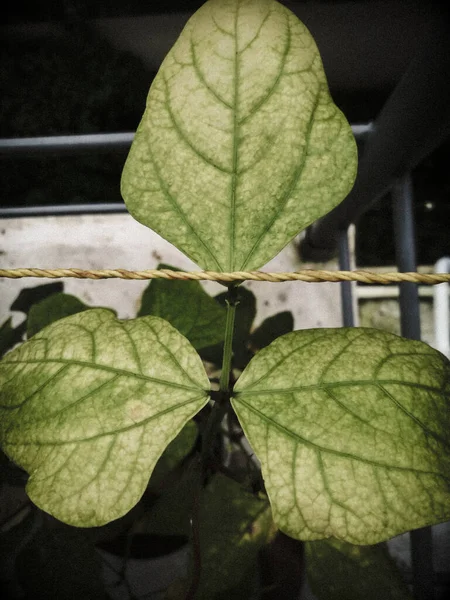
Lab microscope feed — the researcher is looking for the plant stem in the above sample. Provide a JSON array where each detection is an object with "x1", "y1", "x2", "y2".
[
  {"x1": 186, "y1": 287, "x2": 239, "y2": 600},
  {"x1": 219, "y1": 285, "x2": 238, "y2": 393},
  {"x1": 201, "y1": 285, "x2": 238, "y2": 467}
]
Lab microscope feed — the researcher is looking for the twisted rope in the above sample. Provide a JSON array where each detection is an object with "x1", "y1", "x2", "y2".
[{"x1": 0, "y1": 268, "x2": 449, "y2": 284}]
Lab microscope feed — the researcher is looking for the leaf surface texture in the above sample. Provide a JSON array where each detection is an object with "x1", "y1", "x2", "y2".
[
  {"x1": 0, "y1": 309, "x2": 210, "y2": 526},
  {"x1": 232, "y1": 328, "x2": 450, "y2": 543},
  {"x1": 121, "y1": 0, "x2": 357, "y2": 271}
]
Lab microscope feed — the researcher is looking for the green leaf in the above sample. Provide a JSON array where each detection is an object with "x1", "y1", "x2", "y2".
[
  {"x1": 0, "y1": 309, "x2": 210, "y2": 527},
  {"x1": 305, "y1": 538, "x2": 412, "y2": 600},
  {"x1": 200, "y1": 286, "x2": 256, "y2": 368},
  {"x1": 138, "y1": 264, "x2": 226, "y2": 349},
  {"x1": 27, "y1": 292, "x2": 90, "y2": 338},
  {"x1": 10, "y1": 282, "x2": 63, "y2": 314},
  {"x1": 232, "y1": 327, "x2": 450, "y2": 544},
  {"x1": 195, "y1": 474, "x2": 275, "y2": 598},
  {"x1": 121, "y1": 0, "x2": 357, "y2": 271},
  {"x1": 249, "y1": 311, "x2": 294, "y2": 351}
]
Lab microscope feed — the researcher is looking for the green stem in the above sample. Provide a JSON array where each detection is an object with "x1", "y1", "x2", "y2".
[
  {"x1": 201, "y1": 285, "x2": 238, "y2": 467},
  {"x1": 189, "y1": 287, "x2": 238, "y2": 598},
  {"x1": 219, "y1": 286, "x2": 238, "y2": 393}
]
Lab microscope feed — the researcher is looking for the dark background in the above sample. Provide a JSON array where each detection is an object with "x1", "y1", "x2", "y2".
[{"x1": 1, "y1": 0, "x2": 449, "y2": 265}]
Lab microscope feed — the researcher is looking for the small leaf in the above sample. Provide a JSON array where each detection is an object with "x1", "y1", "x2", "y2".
[
  {"x1": 200, "y1": 286, "x2": 256, "y2": 368},
  {"x1": 27, "y1": 292, "x2": 90, "y2": 338},
  {"x1": 138, "y1": 264, "x2": 226, "y2": 349},
  {"x1": 10, "y1": 282, "x2": 63, "y2": 314},
  {"x1": 0, "y1": 309, "x2": 210, "y2": 527},
  {"x1": 121, "y1": 0, "x2": 357, "y2": 271},
  {"x1": 305, "y1": 538, "x2": 412, "y2": 600},
  {"x1": 249, "y1": 311, "x2": 294, "y2": 351},
  {"x1": 232, "y1": 328, "x2": 450, "y2": 544}
]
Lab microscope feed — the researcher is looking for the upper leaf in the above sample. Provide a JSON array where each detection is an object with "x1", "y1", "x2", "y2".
[
  {"x1": 0, "y1": 309, "x2": 210, "y2": 527},
  {"x1": 138, "y1": 264, "x2": 226, "y2": 349},
  {"x1": 232, "y1": 328, "x2": 450, "y2": 544},
  {"x1": 121, "y1": 0, "x2": 357, "y2": 271}
]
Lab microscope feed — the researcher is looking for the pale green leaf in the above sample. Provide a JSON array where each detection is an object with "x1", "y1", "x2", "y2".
[
  {"x1": 121, "y1": 0, "x2": 357, "y2": 271},
  {"x1": 232, "y1": 328, "x2": 450, "y2": 544},
  {"x1": 138, "y1": 265, "x2": 226, "y2": 349},
  {"x1": 0, "y1": 309, "x2": 210, "y2": 527},
  {"x1": 305, "y1": 538, "x2": 412, "y2": 600}
]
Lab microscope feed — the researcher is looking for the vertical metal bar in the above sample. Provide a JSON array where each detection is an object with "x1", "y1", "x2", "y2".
[
  {"x1": 301, "y1": 14, "x2": 450, "y2": 260},
  {"x1": 338, "y1": 229, "x2": 355, "y2": 327},
  {"x1": 433, "y1": 257, "x2": 450, "y2": 359},
  {"x1": 393, "y1": 174, "x2": 421, "y2": 339},
  {"x1": 392, "y1": 173, "x2": 434, "y2": 600}
]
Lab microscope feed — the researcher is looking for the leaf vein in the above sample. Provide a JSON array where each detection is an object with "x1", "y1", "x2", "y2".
[{"x1": 234, "y1": 397, "x2": 449, "y2": 479}]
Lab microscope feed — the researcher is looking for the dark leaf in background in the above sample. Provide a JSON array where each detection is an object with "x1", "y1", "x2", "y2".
[
  {"x1": 138, "y1": 264, "x2": 226, "y2": 350},
  {"x1": 27, "y1": 293, "x2": 90, "y2": 338},
  {"x1": 249, "y1": 311, "x2": 294, "y2": 352},
  {"x1": 10, "y1": 282, "x2": 63, "y2": 314},
  {"x1": 0, "y1": 318, "x2": 26, "y2": 358}
]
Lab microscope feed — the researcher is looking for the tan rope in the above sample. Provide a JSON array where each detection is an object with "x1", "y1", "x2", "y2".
[{"x1": 0, "y1": 267, "x2": 449, "y2": 284}]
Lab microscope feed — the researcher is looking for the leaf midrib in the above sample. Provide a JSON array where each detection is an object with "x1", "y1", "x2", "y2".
[
  {"x1": 229, "y1": 1, "x2": 240, "y2": 270},
  {"x1": 5, "y1": 394, "x2": 208, "y2": 446}
]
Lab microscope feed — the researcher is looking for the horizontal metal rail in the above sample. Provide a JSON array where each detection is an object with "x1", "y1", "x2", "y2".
[
  {"x1": 0, "y1": 132, "x2": 134, "y2": 156},
  {"x1": 0, "y1": 124, "x2": 370, "y2": 158},
  {"x1": 0, "y1": 125, "x2": 370, "y2": 218},
  {"x1": 0, "y1": 204, "x2": 128, "y2": 218}
]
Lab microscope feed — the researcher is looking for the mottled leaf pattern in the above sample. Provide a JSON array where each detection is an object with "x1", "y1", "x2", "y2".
[
  {"x1": 121, "y1": 0, "x2": 357, "y2": 271},
  {"x1": 232, "y1": 328, "x2": 450, "y2": 543},
  {"x1": 0, "y1": 310, "x2": 210, "y2": 526}
]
